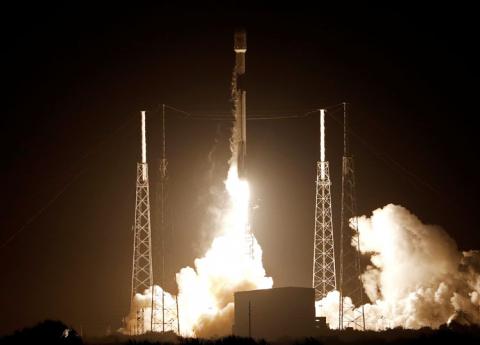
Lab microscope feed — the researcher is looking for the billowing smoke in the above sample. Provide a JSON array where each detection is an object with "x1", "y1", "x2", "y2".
[
  {"x1": 317, "y1": 204, "x2": 480, "y2": 330},
  {"x1": 124, "y1": 165, "x2": 272, "y2": 337},
  {"x1": 174, "y1": 165, "x2": 272, "y2": 337}
]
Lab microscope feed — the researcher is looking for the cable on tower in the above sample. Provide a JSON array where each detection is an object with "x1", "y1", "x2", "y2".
[
  {"x1": 338, "y1": 102, "x2": 366, "y2": 330},
  {"x1": 150, "y1": 104, "x2": 179, "y2": 334},
  {"x1": 160, "y1": 103, "x2": 333, "y2": 121}
]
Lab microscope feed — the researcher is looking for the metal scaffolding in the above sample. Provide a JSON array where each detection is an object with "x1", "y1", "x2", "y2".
[
  {"x1": 130, "y1": 111, "x2": 153, "y2": 334},
  {"x1": 312, "y1": 109, "x2": 336, "y2": 301}
]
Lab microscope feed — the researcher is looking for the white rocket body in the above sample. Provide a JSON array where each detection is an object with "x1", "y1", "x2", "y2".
[{"x1": 234, "y1": 30, "x2": 247, "y2": 178}]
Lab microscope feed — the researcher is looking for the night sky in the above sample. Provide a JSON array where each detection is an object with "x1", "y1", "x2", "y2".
[{"x1": 1, "y1": 3, "x2": 479, "y2": 337}]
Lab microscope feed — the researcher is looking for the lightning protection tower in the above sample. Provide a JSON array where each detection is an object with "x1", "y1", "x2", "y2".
[
  {"x1": 131, "y1": 110, "x2": 153, "y2": 335},
  {"x1": 338, "y1": 103, "x2": 365, "y2": 330},
  {"x1": 312, "y1": 109, "x2": 336, "y2": 302},
  {"x1": 151, "y1": 104, "x2": 179, "y2": 334}
]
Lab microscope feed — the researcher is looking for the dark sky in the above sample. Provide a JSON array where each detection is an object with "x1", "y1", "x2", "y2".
[{"x1": 1, "y1": 3, "x2": 479, "y2": 337}]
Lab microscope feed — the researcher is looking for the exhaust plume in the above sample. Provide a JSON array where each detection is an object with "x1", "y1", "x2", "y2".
[{"x1": 317, "y1": 204, "x2": 480, "y2": 330}]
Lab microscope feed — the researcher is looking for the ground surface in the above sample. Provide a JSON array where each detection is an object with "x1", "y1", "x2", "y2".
[{"x1": 2, "y1": 320, "x2": 480, "y2": 345}]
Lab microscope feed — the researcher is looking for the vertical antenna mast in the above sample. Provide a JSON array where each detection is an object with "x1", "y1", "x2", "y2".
[
  {"x1": 150, "y1": 104, "x2": 179, "y2": 334},
  {"x1": 312, "y1": 109, "x2": 336, "y2": 302},
  {"x1": 339, "y1": 102, "x2": 365, "y2": 330},
  {"x1": 131, "y1": 110, "x2": 153, "y2": 335},
  {"x1": 161, "y1": 104, "x2": 167, "y2": 333}
]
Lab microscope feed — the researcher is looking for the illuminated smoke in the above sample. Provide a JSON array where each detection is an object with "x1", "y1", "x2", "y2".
[
  {"x1": 317, "y1": 204, "x2": 480, "y2": 330},
  {"x1": 175, "y1": 165, "x2": 272, "y2": 337}
]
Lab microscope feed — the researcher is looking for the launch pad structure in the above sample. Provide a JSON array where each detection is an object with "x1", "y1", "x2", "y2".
[
  {"x1": 130, "y1": 109, "x2": 179, "y2": 335},
  {"x1": 311, "y1": 104, "x2": 365, "y2": 330},
  {"x1": 127, "y1": 30, "x2": 368, "y2": 336}
]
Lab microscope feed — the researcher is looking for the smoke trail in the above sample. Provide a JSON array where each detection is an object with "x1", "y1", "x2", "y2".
[{"x1": 317, "y1": 204, "x2": 480, "y2": 330}]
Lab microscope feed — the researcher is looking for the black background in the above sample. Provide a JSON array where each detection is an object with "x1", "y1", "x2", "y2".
[{"x1": 1, "y1": 3, "x2": 478, "y2": 336}]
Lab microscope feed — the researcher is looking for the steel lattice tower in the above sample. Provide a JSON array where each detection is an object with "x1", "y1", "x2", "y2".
[
  {"x1": 312, "y1": 109, "x2": 336, "y2": 301},
  {"x1": 131, "y1": 111, "x2": 153, "y2": 335},
  {"x1": 339, "y1": 103, "x2": 365, "y2": 330},
  {"x1": 151, "y1": 104, "x2": 179, "y2": 334}
]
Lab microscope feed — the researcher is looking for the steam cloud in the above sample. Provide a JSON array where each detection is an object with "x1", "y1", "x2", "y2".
[
  {"x1": 317, "y1": 204, "x2": 480, "y2": 330},
  {"x1": 127, "y1": 102, "x2": 480, "y2": 335}
]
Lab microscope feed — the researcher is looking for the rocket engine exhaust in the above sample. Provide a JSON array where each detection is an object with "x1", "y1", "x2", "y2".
[{"x1": 123, "y1": 30, "x2": 273, "y2": 337}]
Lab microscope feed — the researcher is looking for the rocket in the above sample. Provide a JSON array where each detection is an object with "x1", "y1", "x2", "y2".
[{"x1": 233, "y1": 29, "x2": 247, "y2": 178}]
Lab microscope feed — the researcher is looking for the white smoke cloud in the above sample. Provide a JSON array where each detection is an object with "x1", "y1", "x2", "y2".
[
  {"x1": 317, "y1": 204, "x2": 480, "y2": 330},
  {"x1": 123, "y1": 165, "x2": 272, "y2": 337},
  {"x1": 124, "y1": 286, "x2": 178, "y2": 335},
  {"x1": 175, "y1": 197, "x2": 273, "y2": 338},
  {"x1": 131, "y1": 101, "x2": 480, "y2": 336}
]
